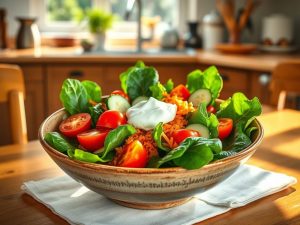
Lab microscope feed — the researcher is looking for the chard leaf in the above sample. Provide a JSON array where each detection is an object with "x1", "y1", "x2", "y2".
[
  {"x1": 186, "y1": 66, "x2": 223, "y2": 104},
  {"x1": 101, "y1": 125, "x2": 136, "y2": 160},
  {"x1": 126, "y1": 66, "x2": 159, "y2": 101},
  {"x1": 217, "y1": 92, "x2": 262, "y2": 128},
  {"x1": 44, "y1": 132, "x2": 75, "y2": 154},
  {"x1": 150, "y1": 82, "x2": 166, "y2": 100},
  {"x1": 59, "y1": 79, "x2": 89, "y2": 115},
  {"x1": 120, "y1": 61, "x2": 145, "y2": 93},
  {"x1": 157, "y1": 137, "x2": 222, "y2": 169},
  {"x1": 81, "y1": 80, "x2": 102, "y2": 103}
]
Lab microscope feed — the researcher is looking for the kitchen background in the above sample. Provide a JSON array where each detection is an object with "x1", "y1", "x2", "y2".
[{"x1": 0, "y1": 0, "x2": 300, "y2": 45}]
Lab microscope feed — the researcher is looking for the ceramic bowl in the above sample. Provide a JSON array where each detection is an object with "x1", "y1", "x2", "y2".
[{"x1": 39, "y1": 108, "x2": 264, "y2": 209}]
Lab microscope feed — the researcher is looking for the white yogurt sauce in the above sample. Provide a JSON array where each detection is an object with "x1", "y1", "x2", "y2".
[{"x1": 126, "y1": 97, "x2": 177, "y2": 130}]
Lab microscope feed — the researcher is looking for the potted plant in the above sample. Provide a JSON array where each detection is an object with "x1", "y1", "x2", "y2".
[{"x1": 86, "y1": 9, "x2": 114, "y2": 51}]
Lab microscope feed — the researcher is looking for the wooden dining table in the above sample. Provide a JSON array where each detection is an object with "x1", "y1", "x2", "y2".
[{"x1": 0, "y1": 109, "x2": 300, "y2": 225}]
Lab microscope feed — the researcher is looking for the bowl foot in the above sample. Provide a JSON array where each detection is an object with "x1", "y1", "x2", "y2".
[{"x1": 111, "y1": 197, "x2": 192, "y2": 210}]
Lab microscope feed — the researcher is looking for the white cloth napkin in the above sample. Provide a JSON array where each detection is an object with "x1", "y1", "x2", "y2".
[{"x1": 21, "y1": 165, "x2": 296, "y2": 225}]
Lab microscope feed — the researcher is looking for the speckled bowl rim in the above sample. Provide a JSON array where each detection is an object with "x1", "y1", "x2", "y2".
[{"x1": 39, "y1": 108, "x2": 264, "y2": 175}]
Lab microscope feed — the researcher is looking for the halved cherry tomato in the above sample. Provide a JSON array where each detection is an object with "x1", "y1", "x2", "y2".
[
  {"x1": 207, "y1": 105, "x2": 216, "y2": 114},
  {"x1": 172, "y1": 129, "x2": 200, "y2": 145},
  {"x1": 218, "y1": 118, "x2": 233, "y2": 140},
  {"x1": 59, "y1": 113, "x2": 91, "y2": 138},
  {"x1": 77, "y1": 129, "x2": 109, "y2": 151},
  {"x1": 118, "y1": 140, "x2": 148, "y2": 168},
  {"x1": 96, "y1": 110, "x2": 127, "y2": 129},
  {"x1": 170, "y1": 84, "x2": 190, "y2": 101},
  {"x1": 111, "y1": 90, "x2": 130, "y2": 101}
]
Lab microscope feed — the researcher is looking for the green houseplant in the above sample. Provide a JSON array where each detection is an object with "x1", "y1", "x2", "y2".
[{"x1": 86, "y1": 9, "x2": 114, "y2": 51}]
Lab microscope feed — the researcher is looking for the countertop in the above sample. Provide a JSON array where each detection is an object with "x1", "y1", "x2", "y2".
[
  {"x1": 0, "y1": 109, "x2": 300, "y2": 225},
  {"x1": 0, "y1": 47, "x2": 300, "y2": 72}
]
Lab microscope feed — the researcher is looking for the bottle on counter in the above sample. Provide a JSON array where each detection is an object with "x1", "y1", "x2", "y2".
[
  {"x1": 0, "y1": 8, "x2": 8, "y2": 49},
  {"x1": 202, "y1": 11, "x2": 224, "y2": 50}
]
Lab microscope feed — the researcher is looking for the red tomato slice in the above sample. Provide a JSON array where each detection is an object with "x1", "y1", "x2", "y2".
[
  {"x1": 207, "y1": 105, "x2": 216, "y2": 114},
  {"x1": 59, "y1": 113, "x2": 91, "y2": 138},
  {"x1": 172, "y1": 129, "x2": 200, "y2": 145},
  {"x1": 96, "y1": 110, "x2": 127, "y2": 129},
  {"x1": 77, "y1": 129, "x2": 109, "y2": 151},
  {"x1": 218, "y1": 118, "x2": 233, "y2": 140},
  {"x1": 111, "y1": 90, "x2": 130, "y2": 101},
  {"x1": 170, "y1": 84, "x2": 190, "y2": 101},
  {"x1": 118, "y1": 140, "x2": 148, "y2": 168}
]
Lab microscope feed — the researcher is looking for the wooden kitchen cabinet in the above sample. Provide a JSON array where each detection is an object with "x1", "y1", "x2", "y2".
[
  {"x1": 46, "y1": 64, "x2": 105, "y2": 114},
  {"x1": 22, "y1": 65, "x2": 46, "y2": 141}
]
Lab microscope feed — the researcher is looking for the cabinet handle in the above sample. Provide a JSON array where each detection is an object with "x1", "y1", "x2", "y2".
[
  {"x1": 69, "y1": 70, "x2": 84, "y2": 77},
  {"x1": 220, "y1": 74, "x2": 229, "y2": 81}
]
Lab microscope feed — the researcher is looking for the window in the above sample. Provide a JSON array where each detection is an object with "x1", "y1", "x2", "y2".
[{"x1": 30, "y1": 0, "x2": 179, "y2": 35}]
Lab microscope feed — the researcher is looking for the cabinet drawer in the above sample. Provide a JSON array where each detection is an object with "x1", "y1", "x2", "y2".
[
  {"x1": 46, "y1": 65, "x2": 104, "y2": 114},
  {"x1": 218, "y1": 68, "x2": 250, "y2": 99}
]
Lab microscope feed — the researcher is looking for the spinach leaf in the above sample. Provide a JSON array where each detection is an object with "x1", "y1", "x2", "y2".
[
  {"x1": 81, "y1": 80, "x2": 102, "y2": 103},
  {"x1": 157, "y1": 137, "x2": 222, "y2": 169},
  {"x1": 69, "y1": 149, "x2": 113, "y2": 163},
  {"x1": 44, "y1": 132, "x2": 75, "y2": 154},
  {"x1": 150, "y1": 82, "x2": 166, "y2": 100},
  {"x1": 152, "y1": 122, "x2": 170, "y2": 151},
  {"x1": 164, "y1": 79, "x2": 174, "y2": 93},
  {"x1": 222, "y1": 123, "x2": 252, "y2": 152},
  {"x1": 126, "y1": 66, "x2": 159, "y2": 101},
  {"x1": 120, "y1": 60, "x2": 145, "y2": 93},
  {"x1": 89, "y1": 103, "x2": 104, "y2": 127},
  {"x1": 217, "y1": 92, "x2": 262, "y2": 128},
  {"x1": 188, "y1": 103, "x2": 219, "y2": 138},
  {"x1": 186, "y1": 66, "x2": 223, "y2": 104},
  {"x1": 59, "y1": 79, "x2": 89, "y2": 115},
  {"x1": 213, "y1": 150, "x2": 237, "y2": 160},
  {"x1": 100, "y1": 125, "x2": 136, "y2": 160}
]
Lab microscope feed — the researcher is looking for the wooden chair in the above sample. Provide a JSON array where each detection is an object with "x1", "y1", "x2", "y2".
[
  {"x1": 270, "y1": 62, "x2": 300, "y2": 111},
  {"x1": 0, "y1": 64, "x2": 28, "y2": 144}
]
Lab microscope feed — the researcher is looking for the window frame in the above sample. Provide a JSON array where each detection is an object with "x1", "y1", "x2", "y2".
[{"x1": 29, "y1": 0, "x2": 181, "y2": 35}]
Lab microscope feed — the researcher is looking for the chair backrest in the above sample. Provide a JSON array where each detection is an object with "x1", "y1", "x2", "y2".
[
  {"x1": 270, "y1": 62, "x2": 300, "y2": 110},
  {"x1": 0, "y1": 64, "x2": 28, "y2": 144}
]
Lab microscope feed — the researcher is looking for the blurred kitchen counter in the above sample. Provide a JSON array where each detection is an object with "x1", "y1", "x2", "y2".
[
  {"x1": 0, "y1": 47, "x2": 300, "y2": 72},
  {"x1": 0, "y1": 46, "x2": 300, "y2": 145}
]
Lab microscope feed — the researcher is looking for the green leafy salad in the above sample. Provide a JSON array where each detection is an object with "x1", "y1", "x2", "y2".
[{"x1": 44, "y1": 61, "x2": 262, "y2": 170}]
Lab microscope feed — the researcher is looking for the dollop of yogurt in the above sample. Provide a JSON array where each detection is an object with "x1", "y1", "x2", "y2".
[{"x1": 126, "y1": 97, "x2": 177, "y2": 131}]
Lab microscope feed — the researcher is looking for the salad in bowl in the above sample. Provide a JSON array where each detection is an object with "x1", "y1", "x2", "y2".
[
  {"x1": 39, "y1": 61, "x2": 263, "y2": 209},
  {"x1": 44, "y1": 61, "x2": 262, "y2": 170}
]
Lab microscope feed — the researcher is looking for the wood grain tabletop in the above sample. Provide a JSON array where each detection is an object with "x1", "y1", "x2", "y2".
[{"x1": 0, "y1": 109, "x2": 299, "y2": 225}]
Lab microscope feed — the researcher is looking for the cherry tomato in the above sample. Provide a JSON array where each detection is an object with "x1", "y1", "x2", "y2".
[
  {"x1": 77, "y1": 129, "x2": 109, "y2": 151},
  {"x1": 96, "y1": 110, "x2": 127, "y2": 129},
  {"x1": 170, "y1": 85, "x2": 190, "y2": 101},
  {"x1": 111, "y1": 90, "x2": 130, "y2": 101},
  {"x1": 218, "y1": 118, "x2": 233, "y2": 140},
  {"x1": 207, "y1": 105, "x2": 216, "y2": 114},
  {"x1": 172, "y1": 129, "x2": 200, "y2": 145},
  {"x1": 59, "y1": 113, "x2": 91, "y2": 138},
  {"x1": 117, "y1": 140, "x2": 148, "y2": 168}
]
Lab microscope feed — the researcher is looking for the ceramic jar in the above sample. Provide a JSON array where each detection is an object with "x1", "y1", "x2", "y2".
[
  {"x1": 262, "y1": 14, "x2": 293, "y2": 46},
  {"x1": 202, "y1": 11, "x2": 224, "y2": 50}
]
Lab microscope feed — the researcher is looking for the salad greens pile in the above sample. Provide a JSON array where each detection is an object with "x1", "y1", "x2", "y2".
[{"x1": 44, "y1": 61, "x2": 262, "y2": 170}]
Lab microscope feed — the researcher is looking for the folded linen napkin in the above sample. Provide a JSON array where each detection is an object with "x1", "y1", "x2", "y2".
[{"x1": 22, "y1": 165, "x2": 296, "y2": 225}]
